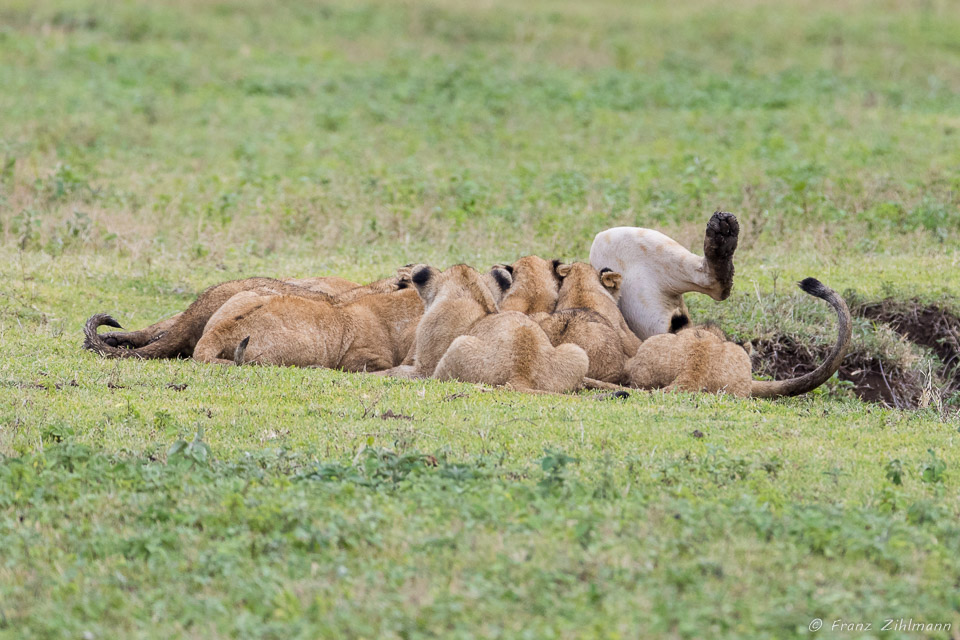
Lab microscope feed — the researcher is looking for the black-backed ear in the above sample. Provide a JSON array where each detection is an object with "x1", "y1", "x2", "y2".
[
  {"x1": 491, "y1": 267, "x2": 513, "y2": 292},
  {"x1": 411, "y1": 266, "x2": 434, "y2": 287},
  {"x1": 551, "y1": 259, "x2": 562, "y2": 274},
  {"x1": 554, "y1": 262, "x2": 573, "y2": 278},
  {"x1": 503, "y1": 264, "x2": 514, "y2": 275},
  {"x1": 599, "y1": 267, "x2": 612, "y2": 275},
  {"x1": 669, "y1": 314, "x2": 690, "y2": 333}
]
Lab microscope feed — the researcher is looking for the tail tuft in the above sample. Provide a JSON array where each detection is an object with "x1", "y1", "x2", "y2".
[
  {"x1": 798, "y1": 277, "x2": 828, "y2": 298},
  {"x1": 83, "y1": 313, "x2": 123, "y2": 353}
]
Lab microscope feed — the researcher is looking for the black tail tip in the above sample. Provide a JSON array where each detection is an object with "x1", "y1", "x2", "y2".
[
  {"x1": 597, "y1": 390, "x2": 630, "y2": 400},
  {"x1": 798, "y1": 277, "x2": 828, "y2": 298},
  {"x1": 86, "y1": 313, "x2": 122, "y2": 330},
  {"x1": 239, "y1": 336, "x2": 250, "y2": 349}
]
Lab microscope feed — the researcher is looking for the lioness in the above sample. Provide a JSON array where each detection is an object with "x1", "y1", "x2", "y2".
[
  {"x1": 92, "y1": 276, "x2": 365, "y2": 351},
  {"x1": 83, "y1": 275, "x2": 402, "y2": 360},
  {"x1": 403, "y1": 264, "x2": 589, "y2": 393},
  {"x1": 625, "y1": 278, "x2": 851, "y2": 398},
  {"x1": 192, "y1": 285, "x2": 423, "y2": 370},
  {"x1": 589, "y1": 210, "x2": 739, "y2": 339}
]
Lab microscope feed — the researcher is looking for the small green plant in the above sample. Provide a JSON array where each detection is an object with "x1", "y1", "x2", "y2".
[
  {"x1": 884, "y1": 459, "x2": 904, "y2": 485},
  {"x1": 167, "y1": 425, "x2": 212, "y2": 467},
  {"x1": 538, "y1": 449, "x2": 579, "y2": 493},
  {"x1": 921, "y1": 449, "x2": 946, "y2": 484},
  {"x1": 40, "y1": 423, "x2": 75, "y2": 444}
]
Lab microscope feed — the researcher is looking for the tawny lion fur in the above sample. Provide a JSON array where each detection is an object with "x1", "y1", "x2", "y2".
[
  {"x1": 625, "y1": 278, "x2": 852, "y2": 398},
  {"x1": 399, "y1": 264, "x2": 589, "y2": 393},
  {"x1": 553, "y1": 262, "x2": 641, "y2": 358},
  {"x1": 83, "y1": 275, "x2": 402, "y2": 360},
  {"x1": 496, "y1": 256, "x2": 561, "y2": 315},
  {"x1": 526, "y1": 262, "x2": 631, "y2": 383},
  {"x1": 192, "y1": 283, "x2": 423, "y2": 371}
]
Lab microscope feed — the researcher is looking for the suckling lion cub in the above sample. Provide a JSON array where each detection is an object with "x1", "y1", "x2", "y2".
[
  {"x1": 625, "y1": 278, "x2": 851, "y2": 398},
  {"x1": 529, "y1": 262, "x2": 631, "y2": 383},
  {"x1": 496, "y1": 256, "x2": 562, "y2": 314},
  {"x1": 84, "y1": 275, "x2": 402, "y2": 360},
  {"x1": 406, "y1": 264, "x2": 589, "y2": 393},
  {"x1": 552, "y1": 262, "x2": 641, "y2": 358}
]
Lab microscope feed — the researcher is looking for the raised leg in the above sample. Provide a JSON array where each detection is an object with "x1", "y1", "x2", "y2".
[
  {"x1": 590, "y1": 211, "x2": 740, "y2": 339},
  {"x1": 702, "y1": 210, "x2": 739, "y2": 300}
]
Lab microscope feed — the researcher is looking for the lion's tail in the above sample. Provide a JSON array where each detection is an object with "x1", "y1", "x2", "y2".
[{"x1": 750, "y1": 278, "x2": 851, "y2": 398}]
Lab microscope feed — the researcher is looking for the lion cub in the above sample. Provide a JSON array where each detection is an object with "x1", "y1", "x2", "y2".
[
  {"x1": 530, "y1": 262, "x2": 629, "y2": 383},
  {"x1": 625, "y1": 278, "x2": 852, "y2": 398},
  {"x1": 192, "y1": 283, "x2": 422, "y2": 371},
  {"x1": 497, "y1": 256, "x2": 561, "y2": 314},
  {"x1": 626, "y1": 324, "x2": 753, "y2": 396},
  {"x1": 552, "y1": 262, "x2": 642, "y2": 358},
  {"x1": 406, "y1": 264, "x2": 589, "y2": 393}
]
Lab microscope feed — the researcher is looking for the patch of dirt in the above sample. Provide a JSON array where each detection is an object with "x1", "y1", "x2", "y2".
[
  {"x1": 750, "y1": 337, "x2": 924, "y2": 408},
  {"x1": 750, "y1": 299, "x2": 960, "y2": 409}
]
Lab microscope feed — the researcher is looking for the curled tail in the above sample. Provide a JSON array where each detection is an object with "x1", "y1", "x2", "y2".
[
  {"x1": 83, "y1": 314, "x2": 129, "y2": 355},
  {"x1": 82, "y1": 277, "x2": 326, "y2": 360},
  {"x1": 751, "y1": 278, "x2": 852, "y2": 398},
  {"x1": 84, "y1": 311, "x2": 196, "y2": 359}
]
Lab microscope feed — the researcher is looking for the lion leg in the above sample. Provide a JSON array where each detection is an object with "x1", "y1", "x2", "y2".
[
  {"x1": 650, "y1": 210, "x2": 740, "y2": 301},
  {"x1": 528, "y1": 343, "x2": 588, "y2": 394},
  {"x1": 433, "y1": 336, "x2": 490, "y2": 384},
  {"x1": 581, "y1": 378, "x2": 632, "y2": 392},
  {"x1": 373, "y1": 365, "x2": 421, "y2": 379},
  {"x1": 100, "y1": 313, "x2": 182, "y2": 348},
  {"x1": 590, "y1": 212, "x2": 739, "y2": 339},
  {"x1": 193, "y1": 330, "x2": 238, "y2": 365},
  {"x1": 339, "y1": 350, "x2": 395, "y2": 373}
]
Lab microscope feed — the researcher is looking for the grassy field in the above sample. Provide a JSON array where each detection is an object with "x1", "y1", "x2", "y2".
[{"x1": 2, "y1": 0, "x2": 960, "y2": 637}]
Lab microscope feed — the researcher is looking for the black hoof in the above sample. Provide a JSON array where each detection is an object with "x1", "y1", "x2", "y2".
[{"x1": 703, "y1": 210, "x2": 739, "y2": 299}]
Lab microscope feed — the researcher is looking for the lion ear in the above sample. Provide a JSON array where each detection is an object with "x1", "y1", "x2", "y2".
[
  {"x1": 396, "y1": 264, "x2": 415, "y2": 285},
  {"x1": 491, "y1": 267, "x2": 513, "y2": 292},
  {"x1": 600, "y1": 269, "x2": 622, "y2": 293},
  {"x1": 554, "y1": 261, "x2": 572, "y2": 278},
  {"x1": 410, "y1": 265, "x2": 436, "y2": 288}
]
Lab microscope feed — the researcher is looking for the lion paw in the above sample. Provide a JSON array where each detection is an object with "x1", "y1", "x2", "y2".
[{"x1": 703, "y1": 210, "x2": 739, "y2": 299}]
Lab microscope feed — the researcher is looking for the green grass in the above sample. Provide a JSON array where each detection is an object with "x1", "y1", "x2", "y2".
[{"x1": 1, "y1": 0, "x2": 960, "y2": 637}]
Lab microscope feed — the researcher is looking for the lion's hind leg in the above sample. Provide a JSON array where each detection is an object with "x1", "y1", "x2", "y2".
[
  {"x1": 528, "y1": 343, "x2": 588, "y2": 394},
  {"x1": 433, "y1": 335, "x2": 496, "y2": 385}
]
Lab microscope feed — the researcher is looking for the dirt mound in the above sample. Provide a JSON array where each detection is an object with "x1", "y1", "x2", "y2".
[{"x1": 855, "y1": 299, "x2": 960, "y2": 392}]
